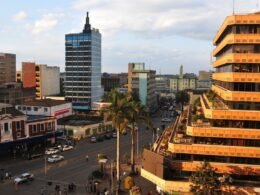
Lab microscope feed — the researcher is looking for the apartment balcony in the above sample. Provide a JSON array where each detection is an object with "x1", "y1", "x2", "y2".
[
  {"x1": 200, "y1": 94, "x2": 260, "y2": 121},
  {"x1": 213, "y1": 34, "x2": 260, "y2": 56},
  {"x1": 187, "y1": 125, "x2": 260, "y2": 140},
  {"x1": 168, "y1": 143, "x2": 260, "y2": 158},
  {"x1": 169, "y1": 161, "x2": 260, "y2": 176},
  {"x1": 213, "y1": 14, "x2": 260, "y2": 45},
  {"x1": 213, "y1": 72, "x2": 260, "y2": 83},
  {"x1": 211, "y1": 84, "x2": 260, "y2": 102},
  {"x1": 213, "y1": 53, "x2": 260, "y2": 67}
]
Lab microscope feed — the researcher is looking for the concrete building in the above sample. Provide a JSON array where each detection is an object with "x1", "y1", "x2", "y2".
[
  {"x1": 155, "y1": 75, "x2": 170, "y2": 93},
  {"x1": 20, "y1": 62, "x2": 60, "y2": 99},
  {"x1": 35, "y1": 64, "x2": 60, "y2": 99},
  {"x1": 60, "y1": 72, "x2": 65, "y2": 95},
  {"x1": 128, "y1": 63, "x2": 157, "y2": 112},
  {"x1": 65, "y1": 12, "x2": 103, "y2": 110},
  {"x1": 0, "y1": 53, "x2": 16, "y2": 85},
  {"x1": 197, "y1": 70, "x2": 213, "y2": 89},
  {"x1": 169, "y1": 65, "x2": 197, "y2": 92},
  {"x1": 22, "y1": 62, "x2": 36, "y2": 88},
  {"x1": 15, "y1": 99, "x2": 72, "y2": 119},
  {"x1": 101, "y1": 73, "x2": 120, "y2": 92},
  {"x1": 141, "y1": 13, "x2": 260, "y2": 194}
]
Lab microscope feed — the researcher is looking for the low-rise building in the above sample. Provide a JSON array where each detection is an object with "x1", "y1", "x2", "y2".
[{"x1": 15, "y1": 99, "x2": 72, "y2": 119}]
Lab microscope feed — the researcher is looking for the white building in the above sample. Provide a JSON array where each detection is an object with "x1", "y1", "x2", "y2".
[
  {"x1": 36, "y1": 64, "x2": 60, "y2": 99},
  {"x1": 15, "y1": 99, "x2": 72, "y2": 119}
]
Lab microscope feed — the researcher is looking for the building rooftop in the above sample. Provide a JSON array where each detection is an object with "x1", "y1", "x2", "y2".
[
  {"x1": 18, "y1": 99, "x2": 69, "y2": 107},
  {"x1": 57, "y1": 115, "x2": 104, "y2": 126},
  {"x1": 27, "y1": 115, "x2": 53, "y2": 121},
  {"x1": 0, "y1": 107, "x2": 25, "y2": 117}
]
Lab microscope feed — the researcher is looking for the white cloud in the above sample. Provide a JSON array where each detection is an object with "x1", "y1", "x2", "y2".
[
  {"x1": 29, "y1": 13, "x2": 64, "y2": 34},
  {"x1": 13, "y1": 11, "x2": 27, "y2": 22}
]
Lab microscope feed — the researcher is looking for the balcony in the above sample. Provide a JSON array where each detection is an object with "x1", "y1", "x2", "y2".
[
  {"x1": 213, "y1": 72, "x2": 260, "y2": 83},
  {"x1": 169, "y1": 161, "x2": 260, "y2": 175},
  {"x1": 168, "y1": 143, "x2": 260, "y2": 158},
  {"x1": 213, "y1": 34, "x2": 260, "y2": 56},
  {"x1": 213, "y1": 53, "x2": 260, "y2": 67},
  {"x1": 213, "y1": 14, "x2": 260, "y2": 45},
  {"x1": 201, "y1": 94, "x2": 260, "y2": 121},
  {"x1": 211, "y1": 84, "x2": 260, "y2": 102}
]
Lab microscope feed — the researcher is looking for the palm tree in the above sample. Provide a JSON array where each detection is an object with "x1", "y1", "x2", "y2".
[
  {"x1": 126, "y1": 94, "x2": 153, "y2": 174},
  {"x1": 102, "y1": 89, "x2": 129, "y2": 194},
  {"x1": 176, "y1": 90, "x2": 190, "y2": 111}
]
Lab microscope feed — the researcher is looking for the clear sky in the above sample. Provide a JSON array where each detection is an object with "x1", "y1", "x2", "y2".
[{"x1": 0, "y1": 0, "x2": 259, "y2": 74}]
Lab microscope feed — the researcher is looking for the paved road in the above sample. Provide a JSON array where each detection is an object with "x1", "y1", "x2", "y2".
[{"x1": 0, "y1": 113, "x2": 173, "y2": 194}]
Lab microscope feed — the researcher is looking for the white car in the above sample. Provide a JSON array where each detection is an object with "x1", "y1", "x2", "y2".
[
  {"x1": 112, "y1": 132, "x2": 117, "y2": 138},
  {"x1": 45, "y1": 148, "x2": 60, "y2": 155},
  {"x1": 90, "y1": 136, "x2": 97, "y2": 143},
  {"x1": 161, "y1": 118, "x2": 171, "y2": 122},
  {"x1": 62, "y1": 145, "x2": 74, "y2": 151},
  {"x1": 14, "y1": 173, "x2": 34, "y2": 184},
  {"x1": 47, "y1": 155, "x2": 64, "y2": 163}
]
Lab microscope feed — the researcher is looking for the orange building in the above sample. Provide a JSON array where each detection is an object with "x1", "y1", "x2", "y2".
[
  {"x1": 141, "y1": 13, "x2": 260, "y2": 194},
  {"x1": 22, "y1": 62, "x2": 36, "y2": 88}
]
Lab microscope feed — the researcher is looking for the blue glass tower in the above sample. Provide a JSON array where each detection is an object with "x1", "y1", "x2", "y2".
[{"x1": 65, "y1": 12, "x2": 103, "y2": 110}]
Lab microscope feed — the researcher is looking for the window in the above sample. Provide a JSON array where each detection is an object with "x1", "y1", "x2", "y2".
[
  {"x1": 47, "y1": 122, "x2": 52, "y2": 130},
  {"x1": 33, "y1": 125, "x2": 37, "y2": 133},
  {"x1": 41, "y1": 124, "x2": 44, "y2": 131},
  {"x1": 16, "y1": 121, "x2": 21, "y2": 130},
  {"x1": 22, "y1": 107, "x2": 26, "y2": 111},
  {"x1": 34, "y1": 107, "x2": 38, "y2": 111},
  {"x1": 4, "y1": 123, "x2": 9, "y2": 132},
  {"x1": 44, "y1": 108, "x2": 48, "y2": 112},
  {"x1": 17, "y1": 106, "x2": 21, "y2": 110},
  {"x1": 27, "y1": 107, "x2": 31, "y2": 111}
]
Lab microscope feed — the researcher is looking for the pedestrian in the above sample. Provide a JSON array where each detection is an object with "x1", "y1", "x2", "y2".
[{"x1": 86, "y1": 155, "x2": 89, "y2": 161}]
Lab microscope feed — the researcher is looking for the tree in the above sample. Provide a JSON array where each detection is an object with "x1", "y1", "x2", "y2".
[
  {"x1": 102, "y1": 89, "x2": 130, "y2": 194},
  {"x1": 190, "y1": 161, "x2": 221, "y2": 195},
  {"x1": 125, "y1": 95, "x2": 153, "y2": 174},
  {"x1": 175, "y1": 90, "x2": 190, "y2": 111}
]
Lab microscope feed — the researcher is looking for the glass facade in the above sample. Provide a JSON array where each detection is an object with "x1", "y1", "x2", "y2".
[{"x1": 64, "y1": 14, "x2": 103, "y2": 110}]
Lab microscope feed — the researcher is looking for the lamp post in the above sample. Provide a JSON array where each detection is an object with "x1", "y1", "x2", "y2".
[{"x1": 136, "y1": 127, "x2": 139, "y2": 157}]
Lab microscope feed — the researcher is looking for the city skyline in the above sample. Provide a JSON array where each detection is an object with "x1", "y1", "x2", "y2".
[{"x1": 0, "y1": 0, "x2": 259, "y2": 74}]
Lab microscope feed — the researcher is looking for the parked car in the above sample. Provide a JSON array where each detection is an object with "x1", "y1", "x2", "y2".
[
  {"x1": 14, "y1": 173, "x2": 34, "y2": 184},
  {"x1": 112, "y1": 132, "x2": 117, "y2": 138},
  {"x1": 45, "y1": 148, "x2": 60, "y2": 155},
  {"x1": 161, "y1": 118, "x2": 171, "y2": 122},
  {"x1": 62, "y1": 145, "x2": 74, "y2": 151},
  {"x1": 47, "y1": 155, "x2": 64, "y2": 163},
  {"x1": 104, "y1": 133, "x2": 112, "y2": 139},
  {"x1": 90, "y1": 136, "x2": 97, "y2": 143}
]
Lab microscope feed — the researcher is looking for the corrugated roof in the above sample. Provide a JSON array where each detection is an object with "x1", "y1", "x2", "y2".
[{"x1": 20, "y1": 99, "x2": 69, "y2": 107}]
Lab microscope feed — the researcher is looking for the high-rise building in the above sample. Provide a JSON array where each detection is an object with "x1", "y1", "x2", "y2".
[
  {"x1": 128, "y1": 63, "x2": 157, "y2": 112},
  {"x1": 65, "y1": 12, "x2": 103, "y2": 110},
  {"x1": 0, "y1": 53, "x2": 16, "y2": 85},
  {"x1": 197, "y1": 70, "x2": 213, "y2": 89},
  {"x1": 141, "y1": 13, "x2": 260, "y2": 194}
]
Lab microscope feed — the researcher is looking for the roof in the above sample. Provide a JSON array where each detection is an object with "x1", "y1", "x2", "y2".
[
  {"x1": 0, "y1": 107, "x2": 25, "y2": 117},
  {"x1": 27, "y1": 115, "x2": 52, "y2": 121},
  {"x1": 19, "y1": 99, "x2": 69, "y2": 107},
  {"x1": 57, "y1": 115, "x2": 104, "y2": 126}
]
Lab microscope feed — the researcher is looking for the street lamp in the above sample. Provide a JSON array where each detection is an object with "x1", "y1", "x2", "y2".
[{"x1": 136, "y1": 127, "x2": 139, "y2": 157}]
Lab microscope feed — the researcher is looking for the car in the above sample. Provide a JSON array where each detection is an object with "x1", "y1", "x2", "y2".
[
  {"x1": 45, "y1": 148, "x2": 60, "y2": 155},
  {"x1": 47, "y1": 155, "x2": 64, "y2": 163},
  {"x1": 62, "y1": 145, "x2": 74, "y2": 151},
  {"x1": 90, "y1": 136, "x2": 97, "y2": 143},
  {"x1": 104, "y1": 133, "x2": 112, "y2": 139},
  {"x1": 14, "y1": 173, "x2": 34, "y2": 184},
  {"x1": 161, "y1": 118, "x2": 171, "y2": 122},
  {"x1": 112, "y1": 132, "x2": 117, "y2": 138}
]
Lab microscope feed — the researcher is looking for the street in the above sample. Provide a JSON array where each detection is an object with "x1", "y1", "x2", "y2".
[{"x1": 0, "y1": 113, "x2": 171, "y2": 194}]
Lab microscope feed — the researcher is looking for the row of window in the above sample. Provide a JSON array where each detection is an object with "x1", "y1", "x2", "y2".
[
  {"x1": 17, "y1": 106, "x2": 48, "y2": 112},
  {"x1": 216, "y1": 64, "x2": 260, "y2": 73},
  {"x1": 65, "y1": 92, "x2": 91, "y2": 97},
  {"x1": 29, "y1": 122, "x2": 54, "y2": 134}
]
